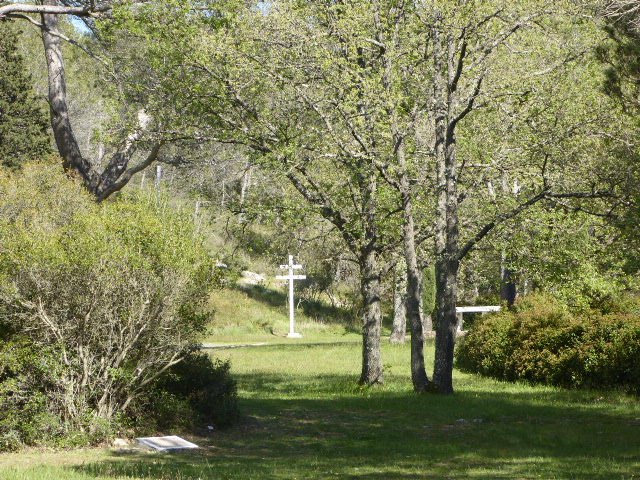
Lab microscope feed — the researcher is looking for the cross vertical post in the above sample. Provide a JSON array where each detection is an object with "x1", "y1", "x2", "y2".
[
  {"x1": 288, "y1": 255, "x2": 295, "y2": 336},
  {"x1": 276, "y1": 255, "x2": 306, "y2": 338}
]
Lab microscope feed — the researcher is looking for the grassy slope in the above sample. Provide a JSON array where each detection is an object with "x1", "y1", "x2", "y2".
[
  {"x1": 203, "y1": 284, "x2": 362, "y2": 344},
  {"x1": 0, "y1": 289, "x2": 638, "y2": 479}
]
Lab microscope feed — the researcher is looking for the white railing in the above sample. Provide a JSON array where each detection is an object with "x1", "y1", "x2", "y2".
[{"x1": 455, "y1": 305, "x2": 501, "y2": 332}]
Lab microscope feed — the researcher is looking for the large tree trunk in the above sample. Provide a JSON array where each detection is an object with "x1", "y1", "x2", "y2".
[
  {"x1": 359, "y1": 246, "x2": 383, "y2": 385},
  {"x1": 432, "y1": 16, "x2": 460, "y2": 394},
  {"x1": 41, "y1": 2, "x2": 97, "y2": 187},
  {"x1": 358, "y1": 160, "x2": 384, "y2": 386},
  {"x1": 390, "y1": 262, "x2": 407, "y2": 344},
  {"x1": 433, "y1": 256, "x2": 459, "y2": 394},
  {"x1": 372, "y1": 0, "x2": 427, "y2": 390}
]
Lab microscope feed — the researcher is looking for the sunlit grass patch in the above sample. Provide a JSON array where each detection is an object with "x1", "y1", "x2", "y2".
[{"x1": 0, "y1": 341, "x2": 638, "y2": 479}]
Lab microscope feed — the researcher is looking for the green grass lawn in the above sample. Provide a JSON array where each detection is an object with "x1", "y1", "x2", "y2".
[{"x1": 1, "y1": 339, "x2": 638, "y2": 479}]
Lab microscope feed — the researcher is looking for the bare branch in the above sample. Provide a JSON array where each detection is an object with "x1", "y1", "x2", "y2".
[
  {"x1": 458, "y1": 189, "x2": 618, "y2": 261},
  {"x1": 0, "y1": 3, "x2": 109, "y2": 18},
  {"x1": 603, "y1": 0, "x2": 640, "y2": 31},
  {"x1": 7, "y1": 12, "x2": 110, "y2": 67},
  {"x1": 285, "y1": 165, "x2": 360, "y2": 251},
  {"x1": 449, "y1": 69, "x2": 485, "y2": 134},
  {"x1": 457, "y1": 189, "x2": 548, "y2": 261}
]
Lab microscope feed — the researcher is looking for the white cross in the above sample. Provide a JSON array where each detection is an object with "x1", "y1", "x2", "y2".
[{"x1": 275, "y1": 255, "x2": 306, "y2": 338}]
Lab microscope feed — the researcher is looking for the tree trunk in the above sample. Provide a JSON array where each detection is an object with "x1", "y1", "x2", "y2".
[
  {"x1": 461, "y1": 262, "x2": 480, "y2": 305},
  {"x1": 390, "y1": 262, "x2": 407, "y2": 344},
  {"x1": 239, "y1": 161, "x2": 252, "y2": 206},
  {"x1": 422, "y1": 265, "x2": 436, "y2": 334},
  {"x1": 358, "y1": 159, "x2": 384, "y2": 386},
  {"x1": 40, "y1": 2, "x2": 160, "y2": 201},
  {"x1": 433, "y1": 256, "x2": 458, "y2": 394},
  {"x1": 432, "y1": 16, "x2": 460, "y2": 394},
  {"x1": 358, "y1": 246, "x2": 383, "y2": 386},
  {"x1": 41, "y1": 3, "x2": 97, "y2": 187},
  {"x1": 238, "y1": 160, "x2": 252, "y2": 222},
  {"x1": 423, "y1": 313, "x2": 433, "y2": 336},
  {"x1": 500, "y1": 251, "x2": 517, "y2": 306},
  {"x1": 399, "y1": 167, "x2": 430, "y2": 392}
]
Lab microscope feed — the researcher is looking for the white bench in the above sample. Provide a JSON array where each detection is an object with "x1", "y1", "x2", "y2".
[{"x1": 456, "y1": 305, "x2": 501, "y2": 332}]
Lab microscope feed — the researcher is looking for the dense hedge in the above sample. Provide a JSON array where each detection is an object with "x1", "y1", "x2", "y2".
[{"x1": 456, "y1": 294, "x2": 640, "y2": 393}]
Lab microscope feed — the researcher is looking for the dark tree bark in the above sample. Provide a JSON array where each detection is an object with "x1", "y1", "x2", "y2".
[
  {"x1": 285, "y1": 166, "x2": 384, "y2": 387},
  {"x1": 41, "y1": 3, "x2": 97, "y2": 184},
  {"x1": 431, "y1": 14, "x2": 461, "y2": 394},
  {"x1": 398, "y1": 140, "x2": 430, "y2": 392},
  {"x1": 358, "y1": 166, "x2": 385, "y2": 385},
  {"x1": 359, "y1": 245, "x2": 384, "y2": 385},
  {"x1": 373, "y1": 0, "x2": 429, "y2": 391}
]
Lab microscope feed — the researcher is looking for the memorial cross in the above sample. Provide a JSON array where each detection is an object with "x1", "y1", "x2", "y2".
[{"x1": 276, "y1": 255, "x2": 306, "y2": 338}]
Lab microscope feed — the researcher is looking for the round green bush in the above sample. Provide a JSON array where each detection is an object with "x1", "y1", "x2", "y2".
[{"x1": 456, "y1": 293, "x2": 640, "y2": 393}]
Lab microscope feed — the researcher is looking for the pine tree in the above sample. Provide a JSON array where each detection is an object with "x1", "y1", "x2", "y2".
[{"x1": 0, "y1": 21, "x2": 51, "y2": 169}]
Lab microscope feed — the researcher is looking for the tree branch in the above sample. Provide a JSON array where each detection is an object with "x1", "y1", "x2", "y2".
[
  {"x1": 449, "y1": 70, "x2": 485, "y2": 135},
  {"x1": 458, "y1": 189, "x2": 618, "y2": 261},
  {"x1": 285, "y1": 165, "x2": 359, "y2": 251},
  {"x1": 0, "y1": 3, "x2": 110, "y2": 18},
  {"x1": 96, "y1": 142, "x2": 163, "y2": 202},
  {"x1": 457, "y1": 189, "x2": 548, "y2": 261}
]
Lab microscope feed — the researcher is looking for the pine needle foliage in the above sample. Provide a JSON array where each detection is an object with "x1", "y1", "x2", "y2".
[{"x1": 0, "y1": 21, "x2": 51, "y2": 169}]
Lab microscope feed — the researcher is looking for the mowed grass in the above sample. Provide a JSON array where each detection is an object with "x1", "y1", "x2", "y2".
[{"x1": 0, "y1": 340, "x2": 638, "y2": 479}]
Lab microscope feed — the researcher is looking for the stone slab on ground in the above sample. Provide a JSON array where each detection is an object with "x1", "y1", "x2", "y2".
[{"x1": 136, "y1": 435, "x2": 199, "y2": 452}]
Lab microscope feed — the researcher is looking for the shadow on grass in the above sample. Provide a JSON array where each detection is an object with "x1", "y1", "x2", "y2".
[
  {"x1": 237, "y1": 284, "x2": 360, "y2": 333},
  {"x1": 71, "y1": 373, "x2": 639, "y2": 480}
]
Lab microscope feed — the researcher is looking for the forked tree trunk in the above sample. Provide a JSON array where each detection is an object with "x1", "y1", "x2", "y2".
[
  {"x1": 39, "y1": 1, "x2": 160, "y2": 201},
  {"x1": 41, "y1": 2, "x2": 97, "y2": 185},
  {"x1": 285, "y1": 162, "x2": 385, "y2": 387}
]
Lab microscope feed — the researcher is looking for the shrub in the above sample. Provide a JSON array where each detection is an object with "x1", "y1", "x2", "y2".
[
  {"x1": 140, "y1": 350, "x2": 239, "y2": 431},
  {"x1": 0, "y1": 163, "x2": 235, "y2": 449},
  {"x1": 456, "y1": 293, "x2": 640, "y2": 393},
  {"x1": 0, "y1": 338, "x2": 63, "y2": 450}
]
